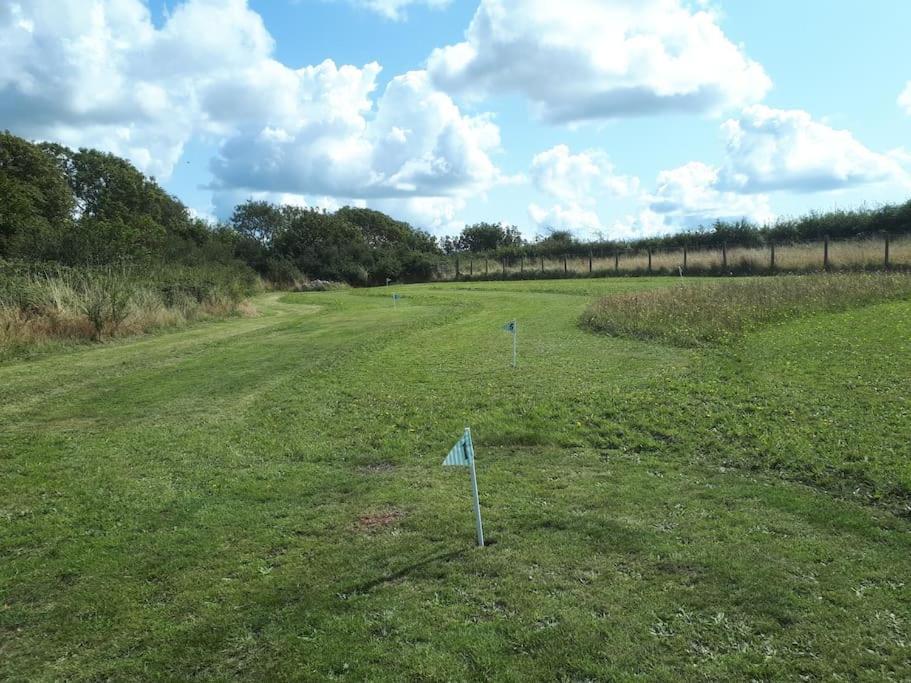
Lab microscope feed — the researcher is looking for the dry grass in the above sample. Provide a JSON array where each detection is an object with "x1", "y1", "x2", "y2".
[
  {"x1": 443, "y1": 236, "x2": 910, "y2": 280},
  {"x1": 582, "y1": 272, "x2": 911, "y2": 346},
  {"x1": 0, "y1": 268, "x2": 256, "y2": 358}
]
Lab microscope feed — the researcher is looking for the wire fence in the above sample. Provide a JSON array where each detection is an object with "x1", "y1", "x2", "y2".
[{"x1": 433, "y1": 235, "x2": 911, "y2": 281}]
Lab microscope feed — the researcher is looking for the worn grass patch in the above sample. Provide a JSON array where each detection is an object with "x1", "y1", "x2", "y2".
[{"x1": 581, "y1": 272, "x2": 911, "y2": 346}]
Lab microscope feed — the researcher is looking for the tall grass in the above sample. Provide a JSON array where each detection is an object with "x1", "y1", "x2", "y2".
[
  {"x1": 0, "y1": 262, "x2": 260, "y2": 358},
  {"x1": 581, "y1": 272, "x2": 911, "y2": 347}
]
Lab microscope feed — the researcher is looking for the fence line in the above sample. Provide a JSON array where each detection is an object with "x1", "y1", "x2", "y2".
[{"x1": 433, "y1": 235, "x2": 911, "y2": 281}]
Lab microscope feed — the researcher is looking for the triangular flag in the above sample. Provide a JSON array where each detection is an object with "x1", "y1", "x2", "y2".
[{"x1": 442, "y1": 433, "x2": 470, "y2": 467}]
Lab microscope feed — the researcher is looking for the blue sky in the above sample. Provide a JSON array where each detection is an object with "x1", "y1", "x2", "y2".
[{"x1": 3, "y1": 0, "x2": 910, "y2": 239}]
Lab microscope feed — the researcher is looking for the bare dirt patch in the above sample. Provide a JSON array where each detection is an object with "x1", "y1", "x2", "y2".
[{"x1": 355, "y1": 508, "x2": 405, "y2": 532}]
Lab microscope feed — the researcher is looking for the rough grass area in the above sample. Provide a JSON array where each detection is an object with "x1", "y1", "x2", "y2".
[
  {"x1": 2, "y1": 278, "x2": 911, "y2": 680},
  {"x1": 0, "y1": 263, "x2": 259, "y2": 361},
  {"x1": 582, "y1": 272, "x2": 911, "y2": 346}
]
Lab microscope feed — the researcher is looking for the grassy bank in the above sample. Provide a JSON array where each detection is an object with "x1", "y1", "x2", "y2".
[
  {"x1": 2, "y1": 279, "x2": 910, "y2": 679},
  {"x1": 581, "y1": 272, "x2": 911, "y2": 346},
  {"x1": 0, "y1": 262, "x2": 259, "y2": 360}
]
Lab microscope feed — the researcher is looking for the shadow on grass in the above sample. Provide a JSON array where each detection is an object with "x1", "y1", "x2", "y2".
[{"x1": 342, "y1": 548, "x2": 470, "y2": 596}]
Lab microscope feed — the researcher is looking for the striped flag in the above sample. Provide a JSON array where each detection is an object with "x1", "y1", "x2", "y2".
[{"x1": 442, "y1": 432, "x2": 471, "y2": 467}]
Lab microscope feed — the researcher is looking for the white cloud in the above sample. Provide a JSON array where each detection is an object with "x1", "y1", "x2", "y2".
[
  {"x1": 899, "y1": 81, "x2": 911, "y2": 115},
  {"x1": 647, "y1": 161, "x2": 773, "y2": 228},
  {"x1": 209, "y1": 68, "x2": 503, "y2": 204},
  {"x1": 530, "y1": 145, "x2": 638, "y2": 203},
  {"x1": 0, "y1": 0, "x2": 273, "y2": 178},
  {"x1": 720, "y1": 105, "x2": 910, "y2": 193},
  {"x1": 371, "y1": 196, "x2": 466, "y2": 233},
  {"x1": 528, "y1": 202, "x2": 603, "y2": 236},
  {"x1": 0, "y1": 0, "x2": 500, "y2": 230},
  {"x1": 342, "y1": 0, "x2": 451, "y2": 20},
  {"x1": 428, "y1": 0, "x2": 771, "y2": 123}
]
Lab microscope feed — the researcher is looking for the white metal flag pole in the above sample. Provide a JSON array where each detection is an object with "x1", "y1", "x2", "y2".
[
  {"x1": 442, "y1": 427, "x2": 485, "y2": 547},
  {"x1": 513, "y1": 321, "x2": 517, "y2": 368},
  {"x1": 464, "y1": 428, "x2": 485, "y2": 547}
]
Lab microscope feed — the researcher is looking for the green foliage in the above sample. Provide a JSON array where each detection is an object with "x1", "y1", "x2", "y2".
[
  {"x1": 453, "y1": 222, "x2": 524, "y2": 252},
  {"x1": 227, "y1": 200, "x2": 443, "y2": 285},
  {"x1": 582, "y1": 272, "x2": 911, "y2": 346},
  {"x1": 274, "y1": 208, "x2": 372, "y2": 284},
  {"x1": 0, "y1": 131, "x2": 74, "y2": 260}
]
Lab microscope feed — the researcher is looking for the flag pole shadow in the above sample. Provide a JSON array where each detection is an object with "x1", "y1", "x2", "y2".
[{"x1": 342, "y1": 548, "x2": 469, "y2": 595}]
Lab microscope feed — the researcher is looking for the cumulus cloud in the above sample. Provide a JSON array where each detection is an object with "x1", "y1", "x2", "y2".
[
  {"x1": 0, "y1": 0, "x2": 502, "y2": 231},
  {"x1": 528, "y1": 202, "x2": 603, "y2": 235},
  {"x1": 530, "y1": 145, "x2": 638, "y2": 202},
  {"x1": 526, "y1": 144, "x2": 640, "y2": 236},
  {"x1": 720, "y1": 105, "x2": 910, "y2": 193},
  {"x1": 647, "y1": 161, "x2": 773, "y2": 228},
  {"x1": 371, "y1": 196, "x2": 466, "y2": 233},
  {"x1": 428, "y1": 0, "x2": 771, "y2": 123},
  {"x1": 209, "y1": 68, "x2": 503, "y2": 203},
  {"x1": 0, "y1": 0, "x2": 273, "y2": 178},
  {"x1": 899, "y1": 82, "x2": 911, "y2": 115},
  {"x1": 605, "y1": 160, "x2": 774, "y2": 240},
  {"x1": 342, "y1": 0, "x2": 451, "y2": 21}
]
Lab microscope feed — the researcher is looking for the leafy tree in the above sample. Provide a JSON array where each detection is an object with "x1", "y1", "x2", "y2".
[
  {"x1": 230, "y1": 200, "x2": 285, "y2": 247},
  {"x1": 0, "y1": 131, "x2": 73, "y2": 259},
  {"x1": 457, "y1": 222, "x2": 523, "y2": 252},
  {"x1": 274, "y1": 209, "x2": 372, "y2": 284}
]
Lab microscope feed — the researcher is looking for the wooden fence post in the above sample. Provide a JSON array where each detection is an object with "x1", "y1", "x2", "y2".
[
  {"x1": 614, "y1": 251, "x2": 619, "y2": 273},
  {"x1": 824, "y1": 235, "x2": 830, "y2": 271},
  {"x1": 485, "y1": 258, "x2": 488, "y2": 275},
  {"x1": 770, "y1": 242, "x2": 775, "y2": 271},
  {"x1": 588, "y1": 250, "x2": 593, "y2": 274},
  {"x1": 722, "y1": 243, "x2": 727, "y2": 270},
  {"x1": 647, "y1": 248, "x2": 652, "y2": 273},
  {"x1": 683, "y1": 245, "x2": 687, "y2": 272},
  {"x1": 885, "y1": 234, "x2": 890, "y2": 269},
  {"x1": 563, "y1": 254, "x2": 568, "y2": 274},
  {"x1": 470, "y1": 259, "x2": 473, "y2": 277},
  {"x1": 455, "y1": 256, "x2": 460, "y2": 280}
]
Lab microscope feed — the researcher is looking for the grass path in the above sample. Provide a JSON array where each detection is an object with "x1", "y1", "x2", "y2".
[{"x1": 2, "y1": 279, "x2": 910, "y2": 680}]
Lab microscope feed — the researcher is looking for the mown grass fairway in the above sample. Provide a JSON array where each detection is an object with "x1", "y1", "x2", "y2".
[{"x1": 2, "y1": 279, "x2": 910, "y2": 680}]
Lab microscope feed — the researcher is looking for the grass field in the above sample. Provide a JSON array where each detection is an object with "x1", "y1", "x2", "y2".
[{"x1": 2, "y1": 278, "x2": 910, "y2": 680}]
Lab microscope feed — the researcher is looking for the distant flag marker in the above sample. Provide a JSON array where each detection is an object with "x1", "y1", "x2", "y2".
[
  {"x1": 392, "y1": 292, "x2": 401, "y2": 307},
  {"x1": 442, "y1": 428, "x2": 485, "y2": 547},
  {"x1": 503, "y1": 320, "x2": 517, "y2": 367}
]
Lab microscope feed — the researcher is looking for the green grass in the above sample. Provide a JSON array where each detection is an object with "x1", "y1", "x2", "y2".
[
  {"x1": 582, "y1": 272, "x2": 911, "y2": 346},
  {"x1": 2, "y1": 279, "x2": 910, "y2": 680}
]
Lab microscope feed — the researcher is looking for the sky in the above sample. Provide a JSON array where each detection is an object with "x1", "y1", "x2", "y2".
[{"x1": 2, "y1": 0, "x2": 910, "y2": 240}]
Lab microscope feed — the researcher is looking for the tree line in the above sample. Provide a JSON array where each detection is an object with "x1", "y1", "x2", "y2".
[
  {"x1": 3, "y1": 130, "x2": 909, "y2": 287},
  {"x1": 0, "y1": 131, "x2": 442, "y2": 286},
  {"x1": 438, "y1": 205, "x2": 911, "y2": 263}
]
